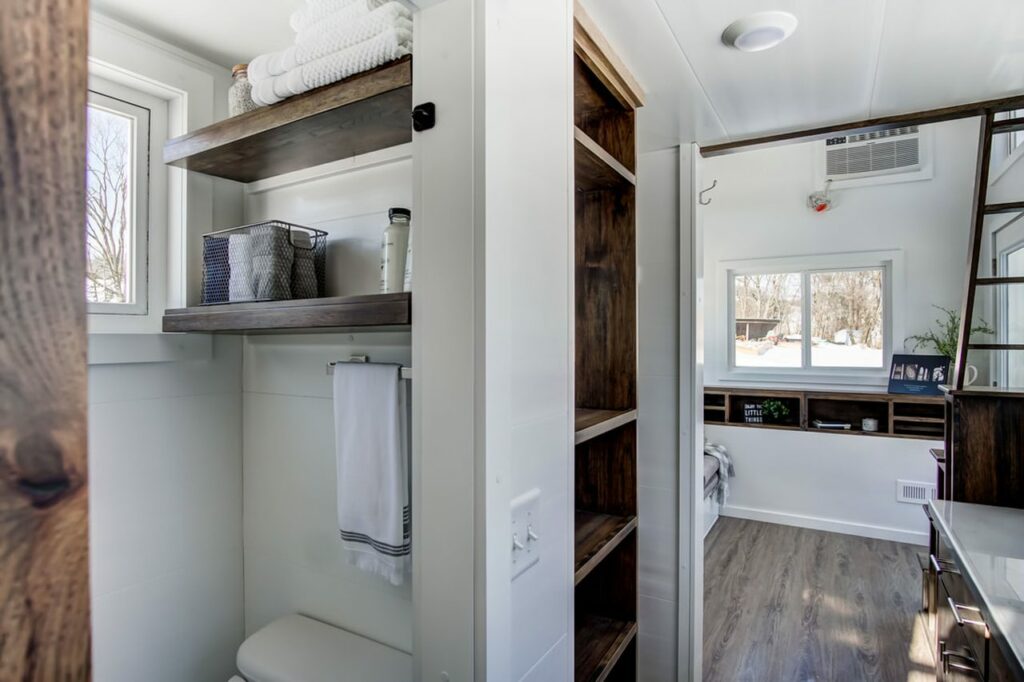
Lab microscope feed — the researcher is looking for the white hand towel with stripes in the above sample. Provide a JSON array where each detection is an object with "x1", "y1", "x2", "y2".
[{"x1": 333, "y1": 363, "x2": 410, "y2": 586}]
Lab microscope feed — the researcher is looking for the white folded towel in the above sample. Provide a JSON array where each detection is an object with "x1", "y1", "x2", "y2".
[
  {"x1": 290, "y1": 0, "x2": 387, "y2": 33},
  {"x1": 251, "y1": 30, "x2": 412, "y2": 106},
  {"x1": 334, "y1": 363, "x2": 410, "y2": 586}
]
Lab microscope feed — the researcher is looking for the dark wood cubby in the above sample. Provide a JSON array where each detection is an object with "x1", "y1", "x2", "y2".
[
  {"x1": 573, "y1": 4, "x2": 644, "y2": 678},
  {"x1": 704, "y1": 386, "x2": 945, "y2": 440}
]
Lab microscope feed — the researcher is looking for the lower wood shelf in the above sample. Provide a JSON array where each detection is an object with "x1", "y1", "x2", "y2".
[
  {"x1": 575, "y1": 615, "x2": 637, "y2": 682},
  {"x1": 574, "y1": 510, "x2": 637, "y2": 585},
  {"x1": 575, "y1": 408, "x2": 638, "y2": 445},
  {"x1": 162, "y1": 293, "x2": 411, "y2": 333}
]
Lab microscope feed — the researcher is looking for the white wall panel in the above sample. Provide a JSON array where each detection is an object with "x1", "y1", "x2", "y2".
[{"x1": 89, "y1": 336, "x2": 244, "y2": 682}]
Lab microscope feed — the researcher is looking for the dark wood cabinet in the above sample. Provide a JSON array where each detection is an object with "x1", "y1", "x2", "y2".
[
  {"x1": 927, "y1": 503, "x2": 1024, "y2": 681},
  {"x1": 943, "y1": 389, "x2": 1024, "y2": 506}
]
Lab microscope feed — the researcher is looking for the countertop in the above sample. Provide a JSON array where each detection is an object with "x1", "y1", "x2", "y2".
[{"x1": 929, "y1": 499, "x2": 1024, "y2": 669}]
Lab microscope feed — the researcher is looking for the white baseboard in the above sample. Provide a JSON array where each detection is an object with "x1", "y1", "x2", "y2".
[{"x1": 720, "y1": 504, "x2": 929, "y2": 546}]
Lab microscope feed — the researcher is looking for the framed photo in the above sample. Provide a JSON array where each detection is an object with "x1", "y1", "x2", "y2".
[{"x1": 888, "y1": 354, "x2": 949, "y2": 396}]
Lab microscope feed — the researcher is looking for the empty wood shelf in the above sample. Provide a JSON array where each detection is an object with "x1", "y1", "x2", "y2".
[
  {"x1": 574, "y1": 127, "x2": 635, "y2": 191},
  {"x1": 575, "y1": 614, "x2": 637, "y2": 682},
  {"x1": 164, "y1": 57, "x2": 412, "y2": 182},
  {"x1": 893, "y1": 415, "x2": 944, "y2": 423},
  {"x1": 575, "y1": 408, "x2": 638, "y2": 445},
  {"x1": 575, "y1": 511, "x2": 637, "y2": 585},
  {"x1": 163, "y1": 293, "x2": 411, "y2": 333}
]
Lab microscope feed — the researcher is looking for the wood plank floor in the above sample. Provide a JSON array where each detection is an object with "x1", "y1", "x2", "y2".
[{"x1": 703, "y1": 518, "x2": 935, "y2": 682}]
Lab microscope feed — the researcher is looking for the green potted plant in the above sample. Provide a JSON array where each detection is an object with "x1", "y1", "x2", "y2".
[
  {"x1": 906, "y1": 305, "x2": 994, "y2": 385},
  {"x1": 760, "y1": 398, "x2": 790, "y2": 424}
]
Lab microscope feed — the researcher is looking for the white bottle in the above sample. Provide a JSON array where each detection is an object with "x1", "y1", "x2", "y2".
[
  {"x1": 380, "y1": 208, "x2": 411, "y2": 293},
  {"x1": 402, "y1": 222, "x2": 413, "y2": 292}
]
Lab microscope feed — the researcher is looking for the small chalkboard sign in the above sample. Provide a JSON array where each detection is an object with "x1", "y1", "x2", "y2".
[
  {"x1": 743, "y1": 403, "x2": 764, "y2": 424},
  {"x1": 888, "y1": 354, "x2": 949, "y2": 396}
]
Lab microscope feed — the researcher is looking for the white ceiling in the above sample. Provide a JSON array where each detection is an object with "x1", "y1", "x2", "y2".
[
  {"x1": 91, "y1": 0, "x2": 1024, "y2": 150},
  {"x1": 584, "y1": 0, "x2": 1024, "y2": 150}
]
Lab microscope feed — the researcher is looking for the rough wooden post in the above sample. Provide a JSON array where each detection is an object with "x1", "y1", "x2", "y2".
[{"x1": 0, "y1": 0, "x2": 91, "y2": 679}]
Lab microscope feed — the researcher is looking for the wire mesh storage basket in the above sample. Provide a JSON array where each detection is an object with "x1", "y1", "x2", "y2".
[{"x1": 201, "y1": 221, "x2": 327, "y2": 305}]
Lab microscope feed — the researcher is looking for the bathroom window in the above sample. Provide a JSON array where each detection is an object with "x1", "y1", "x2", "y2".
[
  {"x1": 85, "y1": 88, "x2": 151, "y2": 315},
  {"x1": 728, "y1": 255, "x2": 894, "y2": 380}
]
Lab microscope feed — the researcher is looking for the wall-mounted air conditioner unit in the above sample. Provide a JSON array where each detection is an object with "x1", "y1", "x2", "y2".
[{"x1": 817, "y1": 125, "x2": 933, "y2": 189}]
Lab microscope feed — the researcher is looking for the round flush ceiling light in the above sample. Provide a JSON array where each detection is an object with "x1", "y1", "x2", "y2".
[{"x1": 722, "y1": 11, "x2": 798, "y2": 52}]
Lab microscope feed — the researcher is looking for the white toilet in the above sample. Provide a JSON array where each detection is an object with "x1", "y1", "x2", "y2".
[{"x1": 229, "y1": 614, "x2": 412, "y2": 682}]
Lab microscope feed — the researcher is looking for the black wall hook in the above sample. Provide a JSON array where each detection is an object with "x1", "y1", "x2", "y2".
[{"x1": 412, "y1": 102, "x2": 436, "y2": 132}]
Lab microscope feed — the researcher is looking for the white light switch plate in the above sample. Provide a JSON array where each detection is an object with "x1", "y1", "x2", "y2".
[{"x1": 511, "y1": 488, "x2": 541, "y2": 581}]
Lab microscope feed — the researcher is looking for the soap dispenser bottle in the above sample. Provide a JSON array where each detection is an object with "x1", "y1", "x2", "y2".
[{"x1": 379, "y1": 207, "x2": 411, "y2": 294}]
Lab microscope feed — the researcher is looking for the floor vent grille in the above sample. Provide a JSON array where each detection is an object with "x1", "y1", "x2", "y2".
[{"x1": 896, "y1": 480, "x2": 936, "y2": 504}]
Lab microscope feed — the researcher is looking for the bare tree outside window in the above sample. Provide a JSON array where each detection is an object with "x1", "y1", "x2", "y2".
[
  {"x1": 733, "y1": 267, "x2": 886, "y2": 370},
  {"x1": 811, "y1": 269, "x2": 883, "y2": 367},
  {"x1": 734, "y1": 273, "x2": 802, "y2": 367},
  {"x1": 85, "y1": 105, "x2": 133, "y2": 304}
]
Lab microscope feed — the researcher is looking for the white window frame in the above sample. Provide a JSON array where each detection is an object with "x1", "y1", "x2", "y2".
[
  {"x1": 720, "y1": 250, "x2": 903, "y2": 387},
  {"x1": 86, "y1": 72, "x2": 171, "y2": 334},
  {"x1": 991, "y1": 110, "x2": 1024, "y2": 184},
  {"x1": 86, "y1": 86, "x2": 151, "y2": 315}
]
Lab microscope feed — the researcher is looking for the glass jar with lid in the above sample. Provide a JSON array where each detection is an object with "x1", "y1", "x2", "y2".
[{"x1": 228, "y1": 64, "x2": 258, "y2": 117}]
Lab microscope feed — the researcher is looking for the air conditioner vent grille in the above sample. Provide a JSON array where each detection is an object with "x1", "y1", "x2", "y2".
[
  {"x1": 896, "y1": 479, "x2": 936, "y2": 504},
  {"x1": 826, "y1": 133, "x2": 921, "y2": 178}
]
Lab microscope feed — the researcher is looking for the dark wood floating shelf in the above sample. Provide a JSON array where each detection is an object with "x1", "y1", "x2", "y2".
[
  {"x1": 575, "y1": 615, "x2": 638, "y2": 682},
  {"x1": 163, "y1": 57, "x2": 413, "y2": 183},
  {"x1": 574, "y1": 511, "x2": 637, "y2": 586},
  {"x1": 704, "y1": 386, "x2": 946, "y2": 441},
  {"x1": 162, "y1": 293, "x2": 411, "y2": 333},
  {"x1": 574, "y1": 408, "x2": 638, "y2": 445},
  {"x1": 574, "y1": 127, "x2": 635, "y2": 191}
]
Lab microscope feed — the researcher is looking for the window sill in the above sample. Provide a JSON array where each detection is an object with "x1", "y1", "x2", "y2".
[
  {"x1": 88, "y1": 333, "x2": 212, "y2": 366},
  {"x1": 718, "y1": 371, "x2": 889, "y2": 392}
]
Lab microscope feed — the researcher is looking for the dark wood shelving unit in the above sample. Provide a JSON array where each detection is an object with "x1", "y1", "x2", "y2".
[
  {"x1": 162, "y1": 292, "x2": 411, "y2": 333},
  {"x1": 704, "y1": 387, "x2": 945, "y2": 440},
  {"x1": 574, "y1": 511, "x2": 637, "y2": 585},
  {"x1": 573, "y1": 4, "x2": 643, "y2": 679},
  {"x1": 163, "y1": 57, "x2": 412, "y2": 183},
  {"x1": 163, "y1": 58, "x2": 415, "y2": 328},
  {"x1": 575, "y1": 615, "x2": 638, "y2": 682},
  {"x1": 575, "y1": 408, "x2": 638, "y2": 446}
]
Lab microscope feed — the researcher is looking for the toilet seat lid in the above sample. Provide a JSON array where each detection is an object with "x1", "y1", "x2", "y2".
[{"x1": 238, "y1": 614, "x2": 412, "y2": 682}]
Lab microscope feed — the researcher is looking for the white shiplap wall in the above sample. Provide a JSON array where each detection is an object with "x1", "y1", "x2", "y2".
[
  {"x1": 89, "y1": 336, "x2": 244, "y2": 682},
  {"x1": 240, "y1": 151, "x2": 415, "y2": 652}
]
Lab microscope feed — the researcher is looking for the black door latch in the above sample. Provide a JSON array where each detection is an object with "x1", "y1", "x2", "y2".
[{"x1": 412, "y1": 102, "x2": 436, "y2": 132}]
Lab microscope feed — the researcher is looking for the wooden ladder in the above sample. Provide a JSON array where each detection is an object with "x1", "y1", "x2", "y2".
[{"x1": 954, "y1": 109, "x2": 1024, "y2": 389}]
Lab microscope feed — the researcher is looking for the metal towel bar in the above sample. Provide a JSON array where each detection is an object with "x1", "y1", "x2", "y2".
[{"x1": 327, "y1": 355, "x2": 411, "y2": 380}]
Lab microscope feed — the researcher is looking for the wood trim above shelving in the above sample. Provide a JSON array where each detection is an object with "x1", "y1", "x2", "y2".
[
  {"x1": 575, "y1": 408, "x2": 637, "y2": 445},
  {"x1": 163, "y1": 57, "x2": 412, "y2": 182},
  {"x1": 162, "y1": 293, "x2": 411, "y2": 333},
  {"x1": 573, "y1": 1, "x2": 644, "y2": 109}
]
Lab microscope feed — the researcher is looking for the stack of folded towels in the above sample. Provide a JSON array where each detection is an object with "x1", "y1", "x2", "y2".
[{"x1": 248, "y1": 0, "x2": 413, "y2": 107}]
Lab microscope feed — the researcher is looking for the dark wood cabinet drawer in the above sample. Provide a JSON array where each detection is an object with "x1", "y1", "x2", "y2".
[
  {"x1": 938, "y1": 579, "x2": 985, "y2": 681},
  {"x1": 941, "y1": 570, "x2": 991, "y2": 679}
]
